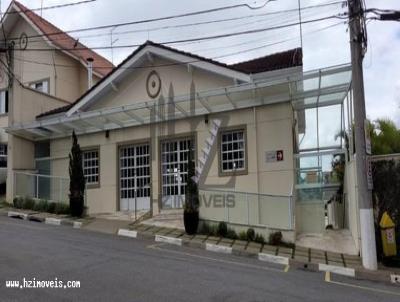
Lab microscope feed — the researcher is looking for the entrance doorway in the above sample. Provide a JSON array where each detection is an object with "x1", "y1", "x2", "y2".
[
  {"x1": 119, "y1": 144, "x2": 151, "y2": 211},
  {"x1": 161, "y1": 138, "x2": 194, "y2": 209}
]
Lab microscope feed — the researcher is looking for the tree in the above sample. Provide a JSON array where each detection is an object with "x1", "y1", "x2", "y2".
[
  {"x1": 69, "y1": 131, "x2": 85, "y2": 217},
  {"x1": 183, "y1": 142, "x2": 199, "y2": 234},
  {"x1": 369, "y1": 119, "x2": 400, "y2": 155}
]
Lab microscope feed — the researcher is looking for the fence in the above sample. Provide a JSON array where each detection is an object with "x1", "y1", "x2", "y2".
[
  {"x1": 14, "y1": 172, "x2": 69, "y2": 204},
  {"x1": 199, "y1": 189, "x2": 294, "y2": 230}
]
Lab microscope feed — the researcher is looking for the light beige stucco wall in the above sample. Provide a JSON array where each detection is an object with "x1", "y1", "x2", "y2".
[
  {"x1": 49, "y1": 102, "x2": 295, "y2": 219},
  {"x1": 89, "y1": 57, "x2": 234, "y2": 111}
]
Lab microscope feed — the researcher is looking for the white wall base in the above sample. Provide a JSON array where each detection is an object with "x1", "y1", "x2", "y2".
[{"x1": 359, "y1": 208, "x2": 378, "y2": 270}]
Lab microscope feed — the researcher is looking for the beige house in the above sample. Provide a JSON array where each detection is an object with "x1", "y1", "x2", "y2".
[
  {"x1": 3, "y1": 2, "x2": 360, "y2": 249},
  {"x1": 0, "y1": 1, "x2": 112, "y2": 186}
]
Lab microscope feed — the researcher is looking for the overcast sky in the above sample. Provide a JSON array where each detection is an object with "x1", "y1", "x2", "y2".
[{"x1": 2, "y1": 0, "x2": 400, "y2": 126}]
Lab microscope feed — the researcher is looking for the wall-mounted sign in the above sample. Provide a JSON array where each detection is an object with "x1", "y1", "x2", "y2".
[{"x1": 266, "y1": 150, "x2": 284, "y2": 163}]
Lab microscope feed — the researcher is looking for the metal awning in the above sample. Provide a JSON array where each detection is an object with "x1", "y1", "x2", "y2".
[{"x1": 6, "y1": 64, "x2": 351, "y2": 141}]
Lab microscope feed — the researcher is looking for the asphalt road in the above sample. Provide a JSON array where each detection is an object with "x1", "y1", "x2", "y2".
[{"x1": 0, "y1": 216, "x2": 400, "y2": 302}]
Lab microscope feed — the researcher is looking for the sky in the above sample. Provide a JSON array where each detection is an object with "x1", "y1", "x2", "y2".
[{"x1": 1, "y1": 0, "x2": 400, "y2": 127}]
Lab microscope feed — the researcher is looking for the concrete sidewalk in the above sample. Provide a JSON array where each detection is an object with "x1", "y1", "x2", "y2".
[{"x1": 124, "y1": 223, "x2": 400, "y2": 285}]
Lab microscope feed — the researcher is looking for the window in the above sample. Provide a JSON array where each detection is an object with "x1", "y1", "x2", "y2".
[
  {"x1": 83, "y1": 150, "x2": 99, "y2": 185},
  {"x1": 0, "y1": 90, "x2": 8, "y2": 114},
  {"x1": 220, "y1": 129, "x2": 246, "y2": 173},
  {"x1": 0, "y1": 143, "x2": 7, "y2": 168},
  {"x1": 30, "y1": 79, "x2": 49, "y2": 93}
]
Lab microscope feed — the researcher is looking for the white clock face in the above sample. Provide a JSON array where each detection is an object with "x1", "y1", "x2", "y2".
[
  {"x1": 146, "y1": 70, "x2": 161, "y2": 98},
  {"x1": 19, "y1": 33, "x2": 28, "y2": 50}
]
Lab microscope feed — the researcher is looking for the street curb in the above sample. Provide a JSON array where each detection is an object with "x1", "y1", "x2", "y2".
[
  {"x1": 6, "y1": 210, "x2": 83, "y2": 229},
  {"x1": 155, "y1": 235, "x2": 182, "y2": 246},
  {"x1": 118, "y1": 229, "x2": 138, "y2": 238},
  {"x1": 319, "y1": 263, "x2": 355, "y2": 277},
  {"x1": 8, "y1": 211, "x2": 29, "y2": 220},
  {"x1": 206, "y1": 243, "x2": 232, "y2": 254},
  {"x1": 45, "y1": 218, "x2": 61, "y2": 226},
  {"x1": 258, "y1": 253, "x2": 289, "y2": 265}
]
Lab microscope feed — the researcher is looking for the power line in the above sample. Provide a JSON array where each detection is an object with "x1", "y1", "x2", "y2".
[
  {"x1": 13, "y1": 15, "x2": 345, "y2": 52},
  {"x1": 17, "y1": 1, "x2": 344, "y2": 45},
  {"x1": 12, "y1": 21, "x2": 346, "y2": 70},
  {"x1": 0, "y1": 0, "x2": 97, "y2": 18},
  {"x1": 5, "y1": 0, "x2": 345, "y2": 45}
]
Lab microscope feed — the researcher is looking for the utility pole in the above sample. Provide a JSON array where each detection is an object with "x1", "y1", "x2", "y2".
[{"x1": 348, "y1": 0, "x2": 377, "y2": 270}]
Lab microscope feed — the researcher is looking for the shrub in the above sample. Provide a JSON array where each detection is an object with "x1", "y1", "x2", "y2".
[
  {"x1": 269, "y1": 231, "x2": 283, "y2": 246},
  {"x1": 238, "y1": 231, "x2": 248, "y2": 241},
  {"x1": 47, "y1": 202, "x2": 57, "y2": 214},
  {"x1": 246, "y1": 228, "x2": 255, "y2": 241},
  {"x1": 13, "y1": 197, "x2": 24, "y2": 209},
  {"x1": 55, "y1": 203, "x2": 70, "y2": 215},
  {"x1": 217, "y1": 221, "x2": 228, "y2": 237},
  {"x1": 255, "y1": 233, "x2": 266, "y2": 244},
  {"x1": 34, "y1": 199, "x2": 49, "y2": 212},
  {"x1": 226, "y1": 228, "x2": 238, "y2": 240},
  {"x1": 22, "y1": 197, "x2": 35, "y2": 210}
]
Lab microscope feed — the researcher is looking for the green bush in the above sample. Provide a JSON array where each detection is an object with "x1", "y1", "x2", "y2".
[
  {"x1": 13, "y1": 197, "x2": 24, "y2": 209},
  {"x1": 217, "y1": 221, "x2": 228, "y2": 237},
  {"x1": 226, "y1": 228, "x2": 238, "y2": 240},
  {"x1": 54, "y1": 203, "x2": 70, "y2": 215},
  {"x1": 22, "y1": 197, "x2": 36, "y2": 210},
  {"x1": 255, "y1": 233, "x2": 266, "y2": 244},
  {"x1": 34, "y1": 199, "x2": 49, "y2": 212},
  {"x1": 269, "y1": 231, "x2": 283, "y2": 246},
  {"x1": 238, "y1": 231, "x2": 248, "y2": 241},
  {"x1": 47, "y1": 202, "x2": 57, "y2": 214},
  {"x1": 246, "y1": 228, "x2": 255, "y2": 241}
]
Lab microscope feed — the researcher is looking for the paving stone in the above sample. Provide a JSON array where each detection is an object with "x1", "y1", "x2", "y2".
[
  {"x1": 180, "y1": 234, "x2": 195, "y2": 241},
  {"x1": 327, "y1": 252, "x2": 343, "y2": 261},
  {"x1": 293, "y1": 254, "x2": 309, "y2": 263},
  {"x1": 233, "y1": 240, "x2": 247, "y2": 246},
  {"x1": 219, "y1": 238, "x2": 234, "y2": 245},
  {"x1": 261, "y1": 245, "x2": 278, "y2": 255},
  {"x1": 194, "y1": 235, "x2": 208, "y2": 240},
  {"x1": 232, "y1": 242, "x2": 246, "y2": 251},
  {"x1": 278, "y1": 247, "x2": 293, "y2": 257},
  {"x1": 327, "y1": 260, "x2": 345, "y2": 267}
]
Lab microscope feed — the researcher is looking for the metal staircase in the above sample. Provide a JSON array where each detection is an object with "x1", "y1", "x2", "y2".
[{"x1": 194, "y1": 119, "x2": 221, "y2": 184}]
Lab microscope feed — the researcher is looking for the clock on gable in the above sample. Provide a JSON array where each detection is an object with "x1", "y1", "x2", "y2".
[
  {"x1": 19, "y1": 33, "x2": 28, "y2": 50},
  {"x1": 146, "y1": 70, "x2": 161, "y2": 98}
]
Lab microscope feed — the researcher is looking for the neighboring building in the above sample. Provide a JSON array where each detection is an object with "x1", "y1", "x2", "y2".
[
  {"x1": 0, "y1": 1, "x2": 113, "y2": 186},
  {"x1": 3, "y1": 2, "x2": 358, "y2": 247}
]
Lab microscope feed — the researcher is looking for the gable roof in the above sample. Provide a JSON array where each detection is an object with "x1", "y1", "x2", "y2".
[
  {"x1": 230, "y1": 48, "x2": 302, "y2": 74},
  {"x1": 37, "y1": 41, "x2": 303, "y2": 118},
  {"x1": 12, "y1": 0, "x2": 114, "y2": 77}
]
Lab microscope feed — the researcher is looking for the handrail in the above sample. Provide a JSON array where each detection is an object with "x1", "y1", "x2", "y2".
[{"x1": 199, "y1": 187, "x2": 292, "y2": 198}]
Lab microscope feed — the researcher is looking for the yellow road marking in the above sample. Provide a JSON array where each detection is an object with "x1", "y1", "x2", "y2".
[
  {"x1": 325, "y1": 274, "x2": 400, "y2": 297},
  {"x1": 284, "y1": 265, "x2": 290, "y2": 273},
  {"x1": 148, "y1": 245, "x2": 283, "y2": 273},
  {"x1": 325, "y1": 271, "x2": 331, "y2": 282}
]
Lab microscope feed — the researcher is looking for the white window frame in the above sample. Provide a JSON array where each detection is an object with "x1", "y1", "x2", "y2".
[
  {"x1": 82, "y1": 149, "x2": 100, "y2": 186},
  {"x1": 220, "y1": 128, "x2": 247, "y2": 175},
  {"x1": 0, "y1": 143, "x2": 7, "y2": 167},
  {"x1": 0, "y1": 90, "x2": 8, "y2": 115},
  {"x1": 29, "y1": 79, "x2": 49, "y2": 94}
]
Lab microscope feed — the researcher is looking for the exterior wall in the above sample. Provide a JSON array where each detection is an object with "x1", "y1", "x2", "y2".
[
  {"x1": 6, "y1": 84, "x2": 71, "y2": 201},
  {"x1": 89, "y1": 57, "x2": 234, "y2": 110},
  {"x1": 49, "y1": 102, "x2": 295, "y2": 217}
]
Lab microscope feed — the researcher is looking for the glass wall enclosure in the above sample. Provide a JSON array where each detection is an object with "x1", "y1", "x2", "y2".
[{"x1": 294, "y1": 65, "x2": 353, "y2": 233}]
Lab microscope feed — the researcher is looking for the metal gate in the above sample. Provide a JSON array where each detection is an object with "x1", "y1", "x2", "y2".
[
  {"x1": 161, "y1": 138, "x2": 193, "y2": 209},
  {"x1": 119, "y1": 144, "x2": 151, "y2": 211}
]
